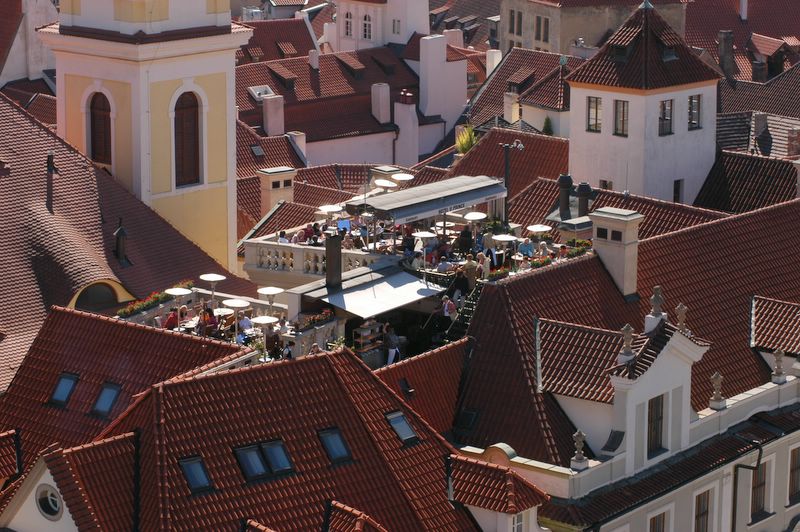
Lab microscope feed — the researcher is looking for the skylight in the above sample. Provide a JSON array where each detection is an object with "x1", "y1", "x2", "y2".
[
  {"x1": 49, "y1": 373, "x2": 79, "y2": 407},
  {"x1": 234, "y1": 440, "x2": 294, "y2": 481},
  {"x1": 319, "y1": 428, "x2": 352, "y2": 464},
  {"x1": 235, "y1": 445, "x2": 269, "y2": 480},
  {"x1": 91, "y1": 382, "x2": 121, "y2": 417},
  {"x1": 250, "y1": 144, "x2": 265, "y2": 157},
  {"x1": 179, "y1": 457, "x2": 213, "y2": 492},
  {"x1": 386, "y1": 411, "x2": 418, "y2": 444},
  {"x1": 262, "y1": 440, "x2": 293, "y2": 473}
]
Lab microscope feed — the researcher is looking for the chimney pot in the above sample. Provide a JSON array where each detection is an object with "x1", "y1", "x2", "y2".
[
  {"x1": 557, "y1": 173, "x2": 573, "y2": 220},
  {"x1": 262, "y1": 94, "x2": 285, "y2": 136},
  {"x1": 718, "y1": 30, "x2": 735, "y2": 78},
  {"x1": 576, "y1": 181, "x2": 592, "y2": 217}
]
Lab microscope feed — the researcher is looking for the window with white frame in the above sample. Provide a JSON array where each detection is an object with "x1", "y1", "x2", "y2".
[
  {"x1": 362, "y1": 14, "x2": 372, "y2": 40},
  {"x1": 587, "y1": 96, "x2": 602, "y2": 132},
  {"x1": 647, "y1": 394, "x2": 665, "y2": 458},
  {"x1": 516, "y1": 11, "x2": 522, "y2": 36},
  {"x1": 344, "y1": 12, "x2": 352, "y2": 37},
  {"x1": 543, "y1": 17, "x2": 549, "y2": 43},
  {"x1": 658, "y1": 99, "x2": 673, "y2": 136},
  {"x1": 750, "y1": 456, "x2": 774, "y2": 524},
  {"x1": 512, "y1": 512, "x2": 524, "y2": 532},
  {"x1": 688, "y1": 94, "x2": 701, "y2": 130},
  {"x1": 647, "y1": 504, "x2": 673, "y2": 532},
  {"x1": 693, "y1": 489, "x2": 711, "y2": 532},
  {"x1": 614, "y1": 100, "x2": 629, "y2": 136},
  {"x1": 790, "y1": 446, "x2": 800, "y2": 505},
  {"x1": 649, "y1": 512, "x2": 666, "y2": 532},
  {"x1": 509, "y1": 9, "x2": 515, "y2": 34},
  {"x1": 535, "y1": 16, "x2": 541, "y2": 40}
]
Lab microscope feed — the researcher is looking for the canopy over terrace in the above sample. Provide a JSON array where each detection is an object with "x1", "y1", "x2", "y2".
[{"x1": 344, "y1": 175, "x2": 507, "y2": 224}]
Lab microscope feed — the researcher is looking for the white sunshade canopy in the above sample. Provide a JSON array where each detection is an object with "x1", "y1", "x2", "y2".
[{"x1": 322, "y1": 272, "x2": 442, "y2": 319}]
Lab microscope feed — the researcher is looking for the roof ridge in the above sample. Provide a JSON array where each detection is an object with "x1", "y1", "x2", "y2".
[
  {"x1": 62, "y1": 431, "x2": 135, "y2": 455},
  {"x1": 752, "y1": 294, "x2": 800, "y2": 306},
  {"x1": 538, "y1": 317, "x2": 640, "y2": 338},
  {"x1": 373, "y1": 337, "x2": 469, "y2": 375},
  {"x1": 594, "y1": 187, "x2": 729, "y2": 218},
  {"x1": 504, "y1": 468, "x2": 518, "y2": 514}
]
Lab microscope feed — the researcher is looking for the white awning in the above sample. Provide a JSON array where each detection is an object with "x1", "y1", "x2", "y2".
[{"x1": 322, "y1": 272, "x2": 442, "y2": 318}]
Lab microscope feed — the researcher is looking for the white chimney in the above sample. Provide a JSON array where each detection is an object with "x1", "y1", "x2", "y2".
[
  {"x1": 486, "y1": 49, "x2": 502, "y2": 76},
  {"x1": 739, "y1": 0, "x2": 748, "y2": 20},
  {"x1": 308, "y1": 49, "x2": 319, "y2": 70},
  {"x1": 419, "y1": 35, "x2": 447, "y2": 118},
  {"x1": 262, "y1": 94, "x2": 285, "y2": 136},
  {"x1": 323, "y1": 22, "x2": 337, "y2": 52},
  {"x1": 443, "y1": 28, "x2": 464, "y2": 48},
  {"x1": 371, "y1": 83, "x2": 391, "y2": 124},
  {"x1": 286, "y1": 131, "x2": 307, "y2": 159},
  {"x1": 503, "y1": 92, "x2": 519, "y2": 122},
  {"x1": 394, "y1": 91, "x2": 419, "y2": 167},
  {"x1": 587, "y1": 207, "x2": 644, "y2": 299}
]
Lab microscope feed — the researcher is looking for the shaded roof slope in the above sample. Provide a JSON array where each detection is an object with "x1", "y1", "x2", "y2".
[
  {"x1": 428, "y1": 0, "x2": 499, "y2": 51},
  {"x1": 519, "y1": 63, "x2": 572, "y2": 111},
  {"x1": 693, "y1": 150, "x2": 797, "y2": 214},
  {"x1": 374, "y1": 338, "x2": 469, "y2": 434},
  {"x1": 0, "y1": 1, "x2": 22, "y2": 75},
  {"x1": 239, "y1": 18, "x2": 316, "y2": 63},
  {"x1": 751, "y1": 295, "x2": 800, "y2": 356},
  {"x1": 0, "y1": 307, "x2": 241, "y2": 472},
  {"x1": 566, "y1": 3, "x2": 720, "y2": 89},
  {"x1": 236, "y1": 121, "x2": 304, "y2": 179},
  {"x1": 720, "y1": 64, "x2": 800, "y2": 119}
]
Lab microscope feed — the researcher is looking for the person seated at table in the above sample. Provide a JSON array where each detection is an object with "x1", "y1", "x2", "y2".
[
  {"x1": 520, "y1": 256, "x2": 532, "y2": 270},
  {"x1": 312, "y1": 222, "x2": 321, "y2": 237},
  {"x1": 518, "y1": 238, "x2": 534, "y2": 257},
  {"x1": 308, "y1": 234, "x2": 322, "y2": 247},
  {"x1": 309, "y1": 343, "x2": 322, "y2": 356},
  {"x1": 536, "y1": 241, "x2": 549, "y2": 258},
  {"x1": 238, "y1": 311, "x2": 253, "y2": 330},
  {"x1": 281, "y1": 340, "x2": 295, "y2": 360},
  {"x1": 342, "y1": 234, "x2": 355, "y2": 249},
  {"x1": 178, "y1": 305, "x2": 189, "y2": 321},
  {"x1": 163, "y1": 307, "x2": 179, "y2": 330},
  {"x1": 411, "y1": 251, "x2": 424, "y2": 270},
  {"x1": 291, "y1": 230, "x2": 305, "y2": 244},
  {"x1": 278, "y1": 316, "x2": 289, "y2": 333},
  {"x1": 559, "y1": 245, "x2": 569, "y2": 260},
  {"x1": 437, "y1": 237, "x2": 453, "y2": 259},
  {"x1": 277, "y1": 230, "x2": 289, "y2": 244},
  {"x1": 199, "y1": 308, "x2": 218, "y2": 336},
  {"x1": 437, "y1": 256, "x2": 453, "y2": 272}
]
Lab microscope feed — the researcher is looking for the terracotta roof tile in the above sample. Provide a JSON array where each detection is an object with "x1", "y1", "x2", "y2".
[
  {"x1": 450, "y1": 454, "x2": 548, "y2": 513},
  {"x1": 468, "y1": 48, "x2": 584, "y2": 126},
  {"x1": 375, "y1": 339, "x2": 469, "y2": 433},
  {"x1": 0, "y1": 307, "x2": 241, "y2": 472},
  {"x1": 236, "y1": 120, "x2": 304, "y2": 179},
  {"x1": 566, "y1": 5, "x2": 720, "y2": 90},
  {"x1": 749, "y1": 33, "x2": 788, "y2": 57},
  {"x1": 293, "y1": 181, "x2": 354, "y2": 207},
  {"x1": 237, "y1": 175, "x2": 262, "y2": 233},
  {"x1": 283, "y1": 94, "x2": 397, "y2": 141},
  {"x1": 0, "y1": 430, "x2": 18, "y2": 479},
  {"x1": 0, "y1": 95, "x2": 255, "y2": 391},
  {"x1": 519, "y1": 64, "x2": 572, "y2": 111},
  {"x1": 693, "y1": 150, "x2": 797, "y2": 213},
  {"x1": 751, "y1": 295, "x2": 800, "y2": 355},
  {"x1": 95, "y1": 350, "x2": 484, "y2": 530},
  {"x1": 716, "y1": 111, "x2": 753, "y2": 151},
  {"x1": 243, "y1": 200, "x2": 320, "y2": 243},
  {"x1": 685, "y1": 0, "x2": 800, "y2": 82},
  {"x1": 238, "y1": 19, "x2": 315, "y2": 63},
  {"x1": 23, "y1": 93, "x2": 56, "y2": 127},
  {"x1": 309, "y1": 3, "x2": 336, "y2": 39},
  {"x1": 328, "y1": 501, "x2": 390, "y2": 531},
  {"x1": 720, "y1": 64, "x2": 800, "y2": 118},
  {"x1": 428, "y1": 0, "x2": 498, "y2": 51}
]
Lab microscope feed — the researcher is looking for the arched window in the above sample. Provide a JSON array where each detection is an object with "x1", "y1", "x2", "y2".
[
  {"x1": 90, "y1": 93, "x2": 111, "y2": 165},
  {"x1": 344, "y1": 12, "x2": 352, "y2": 37},
  {"x1": 363, "y1": 14, "x2": 372, "y2": 40},
  {"x1": 174, "y1": 92, "x2": 200, "y2": 187}
]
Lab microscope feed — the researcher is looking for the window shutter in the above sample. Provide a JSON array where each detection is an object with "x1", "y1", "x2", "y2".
[
  {"x1": 90, "y1": 93, "x2": 111, "y2": 165},
  {"x1": 174, "y1": 93, "x2": 200, "y2": 187}
]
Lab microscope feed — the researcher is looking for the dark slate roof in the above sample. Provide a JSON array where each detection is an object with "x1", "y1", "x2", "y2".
[{"x1": 720, "y1": 63, "x2": 800, "y2": 119}]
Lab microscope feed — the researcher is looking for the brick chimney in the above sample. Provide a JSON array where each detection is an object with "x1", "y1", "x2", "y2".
[
  {"x1": 588, "y1": 207, "x2": 643, "y2": 299},
  {"x1": 371, "y1": 83, "x2": 391, "y2": 124},
  {"x1": 262, "y1": 94, "x2": 285, "y2": 136},
  {"x1": 718, "y1": 30, "x2": 735, "y2": 78},
  {"x1": 752, "y1": 60, "x2": 768, "y2": 82},
  {"x1": 788, "y1": 128, "x2": 800, "y2": 158}
]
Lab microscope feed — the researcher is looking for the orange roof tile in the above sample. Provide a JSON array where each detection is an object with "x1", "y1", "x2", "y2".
[
  {"x1": 239, "y1": 19, "x2": 315, "y2": 63},
  {"x1": 236, "y1": 120, "x2": 304, "y2": 179},
  {"x1": 450, "y1": 454, "x2": 548, "y2": 513},
  {"x1": 751, "y1": 295, "x2": 800, "y2": 356},
  {"x1": 720, "y1": 63, "x2": 800, "y2": 119}
]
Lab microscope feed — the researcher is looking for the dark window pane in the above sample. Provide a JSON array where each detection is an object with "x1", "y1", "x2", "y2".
[
  {"x1": 175, "y1": 92, "x2": 200, "y2": 187},
  {"x1": 179, "y1": 457, "x2": 212, "y2": 491},
  {"x1": 791, "y1": 448, "x2": 800, "y2": 502},
  {"x1": 611, "y1": 230, "x2": 622, "y2": 241},
  {"x1": 649, "y1": 513, "x2": 665, "y2": 532},
  {"x1": 319, "y1": 429, "x2": 351, "y2": 463},
  {"x1": 751, "y1": 462, "x2": 767, "y2": 518},
  {"x1": 51, "y1": 373, "x2": 79, "y2": 406},
  {"x1": 695, "y1": 490, "x2": 710, "y2": 532},
  {"x1": 90, "y1": 93, "x2": 111, "y2": 165},
  {"x1": 92, "y1": 383, "x2": 121, "y2": 416},
  {"x1": 596, "y1": 227, "x2": 608, "y2": 239},
  {"x1": 235, "y1": 446, "x2": 268, "y2": 479},
  {"x1": 647, "y1": 395, "x2": 664, "y2": 456},
  {"x1": 387, "y1": 411, "x2": 418, "y2": 443},
  {"x1": 262, "y1": 441, "x2": 293, "y2": 473}
]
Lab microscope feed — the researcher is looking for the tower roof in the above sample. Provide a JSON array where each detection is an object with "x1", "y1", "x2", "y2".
[{"x1": 566, "y1": 4, "x2": 720, "y2": 90}]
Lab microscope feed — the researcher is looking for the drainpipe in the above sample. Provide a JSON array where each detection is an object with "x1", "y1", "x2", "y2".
[{"x1": 731, "y1": 438, "x2": 764, "y2": 531}]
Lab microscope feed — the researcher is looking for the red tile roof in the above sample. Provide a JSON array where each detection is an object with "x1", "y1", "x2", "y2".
[
  {"x1": 327, "y1": 501, "x2": 390, "y2": 531},
  {"x1": 237, "y1": 175, "x2": 262, "y2": 236},
  {"x1": 428, "y1": 0, "x2": 498, "y2": 51},
  {"x1": 749, "y1": 33, "x2": 788, "y2": 57},
  {"x1": 293, "y1": 181, "x2": 354, "y2": 207},
  {"x1": 0, "y1": 307, "x2": 242, "y2": 472},
  {"x1": 450, "y1": 454, "x2": 548, "y2": 513},
  {"x1": 0, "y1": 1, "x2": 22, "y2": 75},
  {"x1": 539, "y1": 0, "x2": 678, "y2": 5},
  {"x1": 0, "y1": 430, "x2": 18, "y2": 479},
  {"x1": 375, "y1": 339, "x2": 469, "y2": 434},
  {"x1": 693, "y1": 151, "x2": 797, "y2": 214},
  {"x1": 309, "y1": 2, "x2": 336, "y2": 39},
  {"x1": 238, "y1": 19, "x2": 316, "y2": 63},
  {"x1": 23, "y1": 93, "x2": 56, "y2": 127},
  {"x1": 236, "y1": 120, "x2": 304, "y2": 179},
  {"x1": 468, "y1": 48, "x2": 584, "y2": 125},
  {"x1": 685, "y1": 0, "x2": 800, "y2": 82},
  {"x1": 466, "y1": 199, "x2": 800, "y2": 463},
  {"x1": 566, "y1": 4, "x2": 720, "y2": 90},
  {"x1": 751, "y1": 295, "x2": 800, "y2": 356},
  {"x1": 243, "y1": 200, "x2": 320, "y2": 242},
  {"x1": 720, "y1": 63, "x2": 800, "y2": 119},
  {"x1": 449, "y1": 128, "x2": 569, "y2": 197},
  {"x1": 519, "y1": 63, "x2": 572, "y2": 111},
  {"x1": 0, "y1": 94, "x2": 255, "y2": 391},
  {"x1": 283, "y1": 93, "x2": 398, "y2": 141},
  {"x1": 95, "y1": 350, "x2": 489, "y2": 530},
  {"x1": 507, "y1": 177, "x2": 726, "y2": 241}
]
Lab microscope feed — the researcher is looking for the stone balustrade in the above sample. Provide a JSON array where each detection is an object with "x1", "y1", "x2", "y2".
[{"x1": 245, "y1": 239, "x2": 382, "y2": 276}]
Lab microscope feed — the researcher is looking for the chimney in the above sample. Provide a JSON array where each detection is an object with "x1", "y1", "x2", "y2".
[
  {"x1": 718, "y1": 30, "x2": 735, "y2": 78},
  {"x1": 371, "y1": 83, "x2": 391, "y2": 124},
  {"x1": 752, "y1": 60, "x2": 767, "y2": 82},
  {"x1": 419, "y1": 35, "x2": 447, "y2": 118},
  {"x1": 576, "y1": 182, "x2": 592, "y2": 217},
  {"x1": 788, "y1": 128, "x2": 800, "y2": 158},
  {"x1": 308, "y1": 49, "x2": 319, "y2": 70},
  {"x1": 113, "y1": 217, "x2": 131, "y2": 267},
  {"x1": 46, "y1": 150, "x2": 56, "y2": 213},
  {"x1": 394, "y1": 90, "x2": 419, "y2": 167},
  {"x1": 286, "y1": 130, "x2": 307, "y2": 159},
  {"x1": 753, "y1": 112, "x2": 768, "y2": 137},
  {"x1": 257, "y1": 167, "x2": 297, "y2": 216},
  {"x1": 739, "y1": 0, "x2": 748, "y2": 20},
  {"x1": 486, "y1": 49, "x2": 502, "y2": 76},
  {"x1": 503, "y1": 91, "x2": 519, "y2": 122},
  {"x1": 325, "y1": 233, "x2": 342, "y2": 290},
  {"x1": 588, "y1": 207, "x2": 644, "y2": 299},
  {"x1": 262, "y1": 94, "x2": 285, "y2": 136},
  {"x1": 443, "y1": 28, "x2": 464, "y2": 48},
  {"x1": 557, "y1": 173, "x2": 573, "y2": 220}
]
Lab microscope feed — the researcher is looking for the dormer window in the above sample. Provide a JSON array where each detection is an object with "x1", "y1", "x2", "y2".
[
  {"x1": 647, "y1": 394, "x2": 665, "y2": 458},
  {"x1": 50, "y1": 373, "x2": 79, "y2": 407},
  {"x1": 91, "y1": 382, "x2": 121, "y2": 417},
  {"x1": 662, "y1": 46, "x2": 678, "y2": 62},
  {"x1": 610, "y1": 44, "x2": 629, "y2": 62},
  {"x1": 319, "y1": 428, "x2": 352, "y2": 464},
  {"x1": 386, "y1": 411, "x2": 419, "y2": 445},
  {"x1": 179, "y1": 457, "x2": 213, "y2": 493}
]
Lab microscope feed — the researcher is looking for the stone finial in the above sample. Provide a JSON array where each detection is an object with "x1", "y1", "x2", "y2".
[
  {"x1": 710, "y1": 371, "x2": 726, "y2": 410},
  {"x1": 617, "y1": 324, "x2": 635, "y2": 365},
  {"x1": 675, "y1": 303, "x2": 688, "y2": 333},
  {"x1": 573, "y1": 430, "x2": 586, "y2": 461},
  {"x1": 650, "y1": 286, "x2": 664, "y2": 315},
  {"x1": 773, "y1": 349, "x2": 787, "y2": 384}
]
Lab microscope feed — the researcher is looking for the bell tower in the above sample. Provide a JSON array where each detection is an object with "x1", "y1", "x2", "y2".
[{"x1": 39, "y1": 0, "x2": 252, "y2": 268}]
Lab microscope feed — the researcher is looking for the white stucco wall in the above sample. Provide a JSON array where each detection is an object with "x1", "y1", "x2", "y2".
[
  {"x1": 568, "y1": 82, "x2": 717, "y2": 203},
  {"x1": 554, "y1": 394, "x2": 613, "y2": 456},
  {"x1": 419, "y1": 35, "x2": 468, "y2": 132},
  {"x1": 521, "y1": 105, "x2": 570, "y2": 137},
  {"x1": 305, "y1": 131, "x2": 394, "y2": 166},
  {"x1": 419, "y1": 121, "x2": 445, "y2": 157}
]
